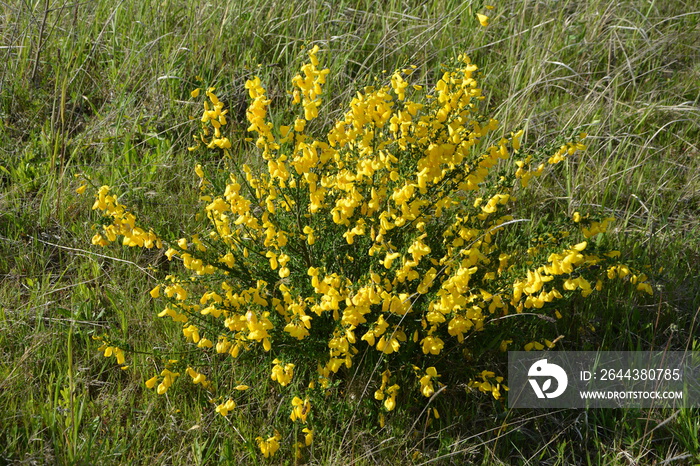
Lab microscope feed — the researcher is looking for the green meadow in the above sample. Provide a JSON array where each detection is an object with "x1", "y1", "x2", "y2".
[{"x1": 1, "y1": 0, "x2": 699, "y2": 464}]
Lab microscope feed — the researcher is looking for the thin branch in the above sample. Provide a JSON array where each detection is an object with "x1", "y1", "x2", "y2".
[{"x1": 28, "y1": 235, "x2": 157, "y2": 280}]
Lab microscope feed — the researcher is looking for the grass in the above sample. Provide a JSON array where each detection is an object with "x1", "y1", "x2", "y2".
[{"x1": 1, "y1": 0, "x2": 699, "y2": 464}]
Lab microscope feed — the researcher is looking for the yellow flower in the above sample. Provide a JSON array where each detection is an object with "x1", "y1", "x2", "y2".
[
  {"x1": 256, "y1": 431, "x2": 281, "y2": 458},
  {"x1": 290, "y1": 397, "x2": 311, "y2": 423},
  {"x1": 76, "y1": 184, "x2": 87, "y2": 194},
  {"x1": 186, "y1": 367, "x2": 209, "y2": 384},
  {"x1": 302, "y1": 428, "x2": 313, "y2": 446},
  {"x1": 382, "y1": 252, "x2": 400, "y2": 269},
  {"x1": 215, "y1": 399, "x2": 236, "y2": 416},
  {"x1": 114, "y1": 348, "x2": 125, "y2": 365},
  {"x1": 156, "y1": 369, "x2": 179, "y2": 395},
  {"x1": 524, "y1": 341, "x2": 545, "y2": 351},
  {"x1": 384, "y1": 384, "x2": 400, "y2": 411},
  {"x1": 183, "y1": 324, "x2": 201, "y2": 343},
  {"x1": 376, "y1": 330, "x2": 406, "y2": 354},
  {"x1": 469, "y1": 370, "x2": 507, "y2": 399},
  {"x1": 145, "y1": 376, "x2": 158, "y2": 389},
  {"x1": 477, "y1": 13, "x2": 489, "y2": 27},
  {"x1": 419, "y1": 367, "x2": 439, "y2": 397},
  {"x1": 421, "y1": 335, "x2": 444, "y2": 355},
  {"x1": 271, "y1": 359, "x2": 295, "y2": 386}
]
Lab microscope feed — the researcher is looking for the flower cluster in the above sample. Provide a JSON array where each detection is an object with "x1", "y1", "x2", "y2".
[
  {"x1": 417, "y1": 366, "x2": 440, "y2": 398},
  {"x1": 469, "y1": 370, "x2": 507, "y2": 400},
  {"x1": 374, "y1": 369, "x2": 400, "y2": 411},
  {"x1": 86, "y1": 47, "x2": 653, "y2": 458},
  {"x1": 188, "y1": 87, "x2": 232, "y2": 151},
  {"x1": 215, "y1": 399, "x2": 236, "y2": 416},
  {"x1": 271, "y1": 359, "x2": 295, "y2": 387},
  {"x1": 90, "y1": 186, "x2": 161, "y2": 248},
  {"x1": 256, "y1": 431, "x2": 281, "y2": 458},
  {"x1": 290, "y1": 396, "x2": 312, "y2": 423},
  {"x1": 94, "y1": 335, "x2": 127, "y2": 368},
  {"x1": 144, "y1": 360, "x2": 181, "y2": 395}
]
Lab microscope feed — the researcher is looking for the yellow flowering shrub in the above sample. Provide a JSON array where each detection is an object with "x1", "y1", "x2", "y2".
[{"x1": 85, "y1": 46, "x2": 653, "y2": 457}]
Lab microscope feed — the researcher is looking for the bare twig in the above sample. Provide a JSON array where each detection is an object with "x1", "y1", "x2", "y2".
[
  {"x1": 28, "y1": 235, "x2": 157, "y2": 280},
  {"x1": 29, "y1": 0, "x2": 50, "y2": 83}
]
